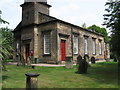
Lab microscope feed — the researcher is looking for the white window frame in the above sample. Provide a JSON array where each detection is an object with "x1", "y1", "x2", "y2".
[
  {"x1": 84, "y1": 38, "x2": 88, "y2": 54},
  {"x1": 99, "y1": 41, "x2": 102, "y2": 55},
  {"x1": 92, "y1": 39, "x2": 96, "y2": 55},
  {"x1": 73, "y1": 35, "x2": 79, "y2": 54},
  {"x1": 44, "y1": 34, "x2": 50, "y2": 54}
]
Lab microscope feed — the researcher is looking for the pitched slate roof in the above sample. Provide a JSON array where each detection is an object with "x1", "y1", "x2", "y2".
[{"x1": 14, "y1": 12, "x2": 104, "y2": 37}]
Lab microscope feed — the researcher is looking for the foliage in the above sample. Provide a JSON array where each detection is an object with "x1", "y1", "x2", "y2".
[
  {"x1": 2, "y1": 61, "x2": 118, "y2": 88},
  {"x1": 103, "y1": 0, "x2": 120, "y2": 58},
  {"x1": 0, "y1": 38, "x2": 13, "y2": 59},
  {"x1": 81, "y1": 23, "x2": 87, "y2": 28},
  {"x1": 0, "y1": 10, "x2": 14, "y2": 70},
  {"x1": 0, "y1": 27, "x2": 14, "y2": 46},
  {"x1": 0, "y1": 18, "x2": 9, "y2": 24},
  {"x1": 87, "y1": 25, "x2": 109, "y2": 42},
  {"x1": 0, "y1": 10, "x2": 9, "y2": 24},
  {"x1": 0, "y1": 28, "x2": 14, "y2": 70}
]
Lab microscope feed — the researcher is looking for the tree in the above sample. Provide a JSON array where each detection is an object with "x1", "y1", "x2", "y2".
[
  {"x1": 81, "y1": 23, "x2": 87, "y2": 28},
  {"x1": 87, "y1": 25, "x2": 109, "y2": 42},
  {"x1": 103, "y1": 0, "x2": 120, "y2": 59},
  {"x1": 0, "y1": 10, "x2": 13, "y2": 70},
  {"x1": 1, "y1": 27, "x2": 14, "y2": 46},
  {"x1": 0, "y1": 10, "x2": 9, "y2": 24}
]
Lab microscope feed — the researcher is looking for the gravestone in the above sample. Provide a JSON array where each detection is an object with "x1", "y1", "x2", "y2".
[
  {"x1": 84, "y1": 55, "x2": 90, "y2": 67},
  {"x1": 21, "y1": 55, "x2": 25, "y2": 66},
  {"x1": 77, "y1": 59, "x2": 88, "y2": 74},
  {"x1": 77, "y1": 55, "x2": 88, "y2": 74},
  {"x1": 91, "y1": 57, "x2": 96, "y2": 64},
  {"x1": 65, "y1": 56, "x2": 73, "y2": 69},
  {"x1": 77, "y1": 55, "x2": 82, "y2": 65},
  {"x1": 25, "y1": 73, "x2": 40, "y2": 90},
  {"x1": 27, "y1": 56, "x2": 32, "y2": 66},
  {"x1": 16, "y1": 50, "x2": 22, "y2": 66},
  {"x1": 84, "y1": 55, "x2": 89, "y2": 64},
  {"x1": 114, "y1": 57, "x2": 117, "y2": 62}
]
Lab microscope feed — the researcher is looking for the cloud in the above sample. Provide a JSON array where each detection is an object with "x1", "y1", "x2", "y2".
[
  {"x1": 49, "y1": 0, "x2": 107, "y2": 28},
  {"x1": 0, "y1": 0, "x2": 23, "y2": 29},
  {"x1": 1, "y1": 0, "x2": 108, "y2": 29}
]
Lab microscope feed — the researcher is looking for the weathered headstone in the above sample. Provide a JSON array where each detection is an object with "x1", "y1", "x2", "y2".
[
  {"x1": 21, "y1": 55, "x2": 25, "y2": 66},
  {"x1": 84, "y1": 55, "x2": 89, "y2": 64},
  {"x1": 91, "y1": 57, "x2": 96, "y2": 64},
  {"x1": 77, "y1": 59, "x2": 88, "y2": 74},
  {"x1": 31, "y1": 66, "x2": 35, "y2": 69},
  {"x1": 27, "y1": 56, "x2": 32, "y2": 66},
  {"x1": 34, "y1": 58, "x2": 40, "y2": 64},
  {"x1": 114, "y1": 57, "x2": 117, "y2": 62},
  {"x1": 17, "y1": 55, "x2": 23, "y2": 66},
  {"x1": 77, "y1": 55, "x2": 82, "y2": 65},
  {"x1": 16, "y1": 50, "x2": 22, "y2": 66},
  {"x1": 84, "y1": 55, "x2": 91, "y2": 67},
  {"x1": 65, "y1": 56, "x2": 73, "y2": 69},
  {"x1": 25, "y1": 73, "x2": 40, "y2": 90}
]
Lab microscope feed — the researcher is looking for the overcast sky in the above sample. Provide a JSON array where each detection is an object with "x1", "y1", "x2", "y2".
[{"x1": 0, "y1": 0, "x2": 108, "y2": 30}]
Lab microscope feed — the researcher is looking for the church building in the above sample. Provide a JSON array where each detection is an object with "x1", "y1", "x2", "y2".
[{"x1": 13, "y1": 0, "x2": 110, "y2": 64}]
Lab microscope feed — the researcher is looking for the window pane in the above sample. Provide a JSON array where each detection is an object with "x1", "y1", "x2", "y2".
[
  {"x1": 92, "y1": 39, "x2": 96, "y2": 54},
  {"x1": 84, "y1": 38, "x2": 88, "y2": 54},
  {"x1": 44, "y1": 34, "x2": 50, "y2": 54},
  {"x1": 99, "y1": 41, "x2": 102, "y2": 54},
  {"x1": 74, "y1": 35, "x2": 78, "y2": 54}
]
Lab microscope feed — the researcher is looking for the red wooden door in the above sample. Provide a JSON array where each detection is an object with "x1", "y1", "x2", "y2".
[
  {"x1": 25, "y1": 44, "x2": 30, "y2": 63},
  {"x1": 61, "y1": 40, "x2": 66, "y2": 61}
]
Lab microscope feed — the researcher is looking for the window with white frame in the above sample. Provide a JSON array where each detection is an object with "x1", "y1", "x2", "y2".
[
  {"x1": 92, "y1": 39, "x2": 96, "y2": 54},
  {"x1": 44, "y1": 33, "x2": 50, "y2": 54},
  {"x1": 73, "y1": 35, "x2": 79, "y2": 54},
  {"x1": 99, "y1": 41, "x2": 102, "y2": 55},
  {"x1": 84, "y1": 38, "x2": 88, "y2": 54}
]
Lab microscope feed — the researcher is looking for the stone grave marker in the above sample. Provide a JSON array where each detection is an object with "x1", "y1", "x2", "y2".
[
  {"x1": 91, "y1": 57, "x2": 96, "y2": 64},
  {"x1": 65, "y1": 56, "x2": 73, "y2": 69},
  {"x1": 77, "y1": 55, "x2": 82, "y2": 65}
]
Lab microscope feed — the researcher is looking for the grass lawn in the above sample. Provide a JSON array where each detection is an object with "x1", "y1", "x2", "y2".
[{"x1": 2, "y1": 61, "x2": 118, "y2": 88}]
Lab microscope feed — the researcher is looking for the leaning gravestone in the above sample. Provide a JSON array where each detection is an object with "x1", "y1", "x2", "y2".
[
  {"x1": 91, "y1": 57, "x2": 96, "y2": 64},
  {"x1": 65, "y1": 56, "x2": 73, "y2": 69}
]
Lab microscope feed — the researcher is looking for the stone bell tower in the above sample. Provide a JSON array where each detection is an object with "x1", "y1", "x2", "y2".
[{"x1": 21, "y1": 0, "x2": 51, "y2": 25}]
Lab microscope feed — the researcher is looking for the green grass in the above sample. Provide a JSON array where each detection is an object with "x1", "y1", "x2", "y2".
[
  {"x1": 2, "y1": 61, "x2": 118, "y2": 88},
  {"x1": 4, "y1": 59, "x2": 15, "y2": 63}
]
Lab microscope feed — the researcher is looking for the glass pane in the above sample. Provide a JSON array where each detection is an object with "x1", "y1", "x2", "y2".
[
  {"x1": 74, "y1": 35, "x2": 78, "y2": 54},
  {"x1": 85, "y1": 38, "x2": 88, "y2": 54},
  {"x1": 44, "y1": 34, "x2": 50, "y2": 54}
]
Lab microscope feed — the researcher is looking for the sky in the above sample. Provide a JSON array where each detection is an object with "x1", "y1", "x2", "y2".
[{"x1": 0, "y1": 0, "x2": 108, "y2": 31}]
